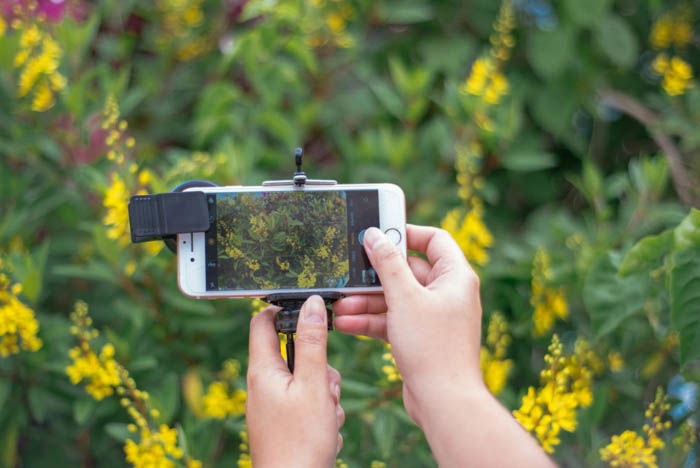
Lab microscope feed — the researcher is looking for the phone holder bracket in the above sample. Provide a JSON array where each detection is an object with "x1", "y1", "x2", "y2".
[{"x1": 127, "y1": 148, "x2": 343, "y2": 372}]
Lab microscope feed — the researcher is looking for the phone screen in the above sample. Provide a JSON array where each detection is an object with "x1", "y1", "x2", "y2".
[{"x1": 204, "y1": 189, "x2": 380, "y2": 291}]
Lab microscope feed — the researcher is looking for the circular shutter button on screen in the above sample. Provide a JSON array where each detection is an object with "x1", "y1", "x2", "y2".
[{"x1": 384, "y1": 228, "x2": 402, "y2": 245}]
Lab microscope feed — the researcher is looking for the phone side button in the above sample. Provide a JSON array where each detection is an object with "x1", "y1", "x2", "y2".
[{"x1": 384, "y1": 228, "x2": 402, "y2": 245}]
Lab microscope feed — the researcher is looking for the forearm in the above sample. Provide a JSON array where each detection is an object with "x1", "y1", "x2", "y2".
[{"x1": 411, "y1": 383, "x2": 555, "y2": 467}]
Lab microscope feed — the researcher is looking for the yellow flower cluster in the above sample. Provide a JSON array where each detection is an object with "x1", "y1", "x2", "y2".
[
  {"x1": 599, "y1": 388, "x2": 671, "y2": 468},
  {"x1": 381, "y1": 343, "x2": 401, "y2": 383},
  {"x1": 0, "y1": 261, "x2": 42, "y2": 356},
  {"x1": 11, "y1": 4, "x2": 67, "y2": 112},
  {"x1": 530, "y1": 248, "x2": 568, "y2": 337},
  {"x1": 441, "y1": 200, "x2": 494, "y2": 267},
  {"x1": 480, "y1": 312, "x2": 512, "y2": 395},
  {"x1": 103, "y1": 173, "x2": 131, "y2": 247},
  {"x1": 650, "y1": 4, "x2": 693, "y2": 50},
  {"x1": 202, "y1": 382, "x2": 247, "y2": 419},
  {"x1": 67, "y1": 300, "x2": 200, "y2": 467},
  {"x1": 124, "y1": 425, "x2": 183, "y2": 468},
  {"x1": 461, "y1": 0, "x2": 515, "y2": 108},
  {"x1": 673, "y1": 421, "x2": 697, "y2": 455},
  {"x1": 513, "y1": 335, "x2": 599, "y2": 453},
  {"x1": 156, "y1": 0, "x2": 211, "y2": 60},
  {"x1": 201, "y1": 359, "x2": 247, "y2": 419},
  {"x1": 237, "y1": 430, "x2": 252, "y2": 468},
  {"x1": 370, "y1": 462, "x2": 387, "y2": 468},
  {"x1": 66, "y1": 301, "x2": 120, "y2": 400},
  {"x1": 102, "y1": 96, "x2": 136, "y2": 165},
  {"x1": 651, "y1": 53, "x2": 694, "y2": 97},
  {"x1": 649, "y1": 5, "x2": 695, "y2": 97},
  {"x1": 608, "y1": 351, "x2": 624, "y2": 373},
  {"x1": 297, "y1": 256, "x2": 318, "y2": 288},
  {"x1": 307, "y1": 0, "x2": 355, "y2": 48}
]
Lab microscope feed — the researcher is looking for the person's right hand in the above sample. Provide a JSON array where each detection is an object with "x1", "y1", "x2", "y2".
[{"x1": 334, "y1": 225, "x2": 486, "y2": 425}]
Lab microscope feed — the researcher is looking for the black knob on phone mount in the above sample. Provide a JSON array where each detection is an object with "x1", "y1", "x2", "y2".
[{"x1": 265, "y1": 292, "x2": 342, "y2": 372}]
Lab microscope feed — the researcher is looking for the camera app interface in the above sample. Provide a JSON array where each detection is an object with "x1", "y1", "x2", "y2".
[{"x1": 205, "y1": 190, "x2": 380, "y2": 291}]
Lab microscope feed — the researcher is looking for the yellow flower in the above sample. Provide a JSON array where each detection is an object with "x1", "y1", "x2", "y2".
[
  {"x1": 103, "y1": 173, "x2": 131, "y2": 246},
  {"x1": 370, "y1": 462, "x2": 387, "y2": 468},
  {"x1": 650, "y1": 5, "x2": 693, "y2": 50},
  {"x1": 608, "y1": 351, "x2": 624, "y2": 373},
  {"x1": 480, "y1": 312, "x2": 512, "y2": 395},
  {"x1": 237, "y1": 430, "x2": 252, "y2": 468},
  {"x1": 276, "y1": 256, "x2": 290, "y2": 270},
  {"x1": 202, "y1": 381, "x2": 247, "y2": 419},
  {"x1": 13, "y1": 22, "x2": 65, "y2": 112},
  {"x1": 0, "y1": 16, "x2": 5, "y2": 36},
  {"x1": 124, "y1": 425, "x2": 184, "y2": 468},
  {"x1": 441, "y1": 202, "x2": 494, "y2": 267},
  {"x1": 513, "y1": 335, "x2": 599, "y2": 454},
  {"x1": 652, "y1": 53, "x2": 694, "y2": 96},
  {"x1": 599, "y1": 388, "x2": 671, "y2": 468},
  {"x1": 381, "y1": 343, "x2": 401, "y2": 382},
  {"x1": 530, "y1": 248, "x2": 568, "y2": 336},
  {"x1": 297, "y1": 256, "x2": 318, "y2": 288},
  {"x1": 0, "y1": 267, "x2": 42, "y2": 356}
]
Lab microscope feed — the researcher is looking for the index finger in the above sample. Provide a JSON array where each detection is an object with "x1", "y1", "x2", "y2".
[
  {"x1": 248, "y1": 306, "x2": 289, "y2": 374},
  {"x1": 406, "y1": 224, "x2": 470, "y2": 270}
]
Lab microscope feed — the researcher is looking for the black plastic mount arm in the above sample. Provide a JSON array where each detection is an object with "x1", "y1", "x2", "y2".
[{"x1": 128, "y1": 191, "x2": 211, "y2": 244}]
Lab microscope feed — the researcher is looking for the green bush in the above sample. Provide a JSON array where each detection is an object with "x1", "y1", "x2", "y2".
[{"x1": 0, "y1": 0, "x2": 698, "y2": 466}]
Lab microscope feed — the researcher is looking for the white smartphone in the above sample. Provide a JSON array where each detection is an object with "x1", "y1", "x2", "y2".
[{"x1": 177, "y1": 183, "x2": 406, "y2": 298}]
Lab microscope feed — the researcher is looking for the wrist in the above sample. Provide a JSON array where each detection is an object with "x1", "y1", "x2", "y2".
[{"x1": 404, "y1": 375, "x2": 491, "y2": 427}]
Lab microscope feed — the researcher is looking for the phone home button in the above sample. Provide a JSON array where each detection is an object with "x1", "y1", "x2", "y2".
[{"x1": 384, "y1": 228, "x2": 402, "y2": 245}]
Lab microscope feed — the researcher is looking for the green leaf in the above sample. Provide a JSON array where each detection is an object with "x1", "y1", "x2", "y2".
[
  {"x1": 594, "y1": 14, "x2": 638, "y2": 69},
  {"x1": 501, "y1": 148, "x2": 556, "y2": 171},
  {"x1": 377, "y1": 1, "x2": 434, "y2": 23},
  {"x1": 0, "y1": 379, "x2": 10, "y2": 410},
  {"x1": 563, "y1": 0, "x2": 610, "y2": 26},
  {"x1": 74, "y1": 398, "x2": 97, "y2": 425},
  {"x1": 371, "y1": 407, "x2": 398, "y2": 459},
  {"x1": 528, "y1": 25, "x2": 576, "y2": 80},
  {"x1": 150, "y1": 373, "x2": 180, "y2": 425},
  {"x1": 670, "y1": 248, "x2": 700, "y2": 368},
  {"x1": 618, "y1": 230, "x2": 673, "y2": 276},
  {"x1": 673, "y1": 208, "x2": 700, "y2": 251},
  {"x1": 104, "y1": 423, "x2": 131, "y2": 443},
  {"x1": 28, "y1": 387, "x2": 51, "y2": 423},
  {"x1": 584, "y1": 253, "x2": 649, "y2": 339}
]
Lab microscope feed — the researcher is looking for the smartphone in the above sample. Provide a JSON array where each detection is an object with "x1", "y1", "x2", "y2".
[{"x1": 177, "y1": 183, "x2": 406, "y2": 298}]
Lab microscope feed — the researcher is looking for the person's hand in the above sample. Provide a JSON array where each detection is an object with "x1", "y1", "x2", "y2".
[
  {"x1": 334, "y1": 225, "x2": 485, "y2": 425},
  {"x1": 246, "y1": 296, "x2": 345, "y2": 468}
]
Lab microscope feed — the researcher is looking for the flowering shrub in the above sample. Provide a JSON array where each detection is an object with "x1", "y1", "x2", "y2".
[{"x1": 0, "y1": 0, "x2": 699, "y2": 466}]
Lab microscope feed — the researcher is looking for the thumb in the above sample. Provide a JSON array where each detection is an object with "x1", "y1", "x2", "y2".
[
  {"x1": 293, "y1": 295, "x2": 329, "y2": 386},
  {"x1": 363, "y1": 227, "x2": 420, "y2": 301}
]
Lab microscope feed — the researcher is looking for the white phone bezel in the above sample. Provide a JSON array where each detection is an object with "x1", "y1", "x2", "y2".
[{"x1": 177, "y1": 183, "x2": 406, "y2": 299}]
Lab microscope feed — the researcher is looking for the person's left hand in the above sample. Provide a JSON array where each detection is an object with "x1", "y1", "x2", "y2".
[{"x1": 246, "y1": 295, "x2": 345, "y2": 468}]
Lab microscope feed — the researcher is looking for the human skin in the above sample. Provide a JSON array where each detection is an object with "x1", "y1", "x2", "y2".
[
  {"x1": 246, "y1": 296, "x2": 345, "y2": 468},
  {"x1": 333, "y1": 225, "x2": 555, "y2": 467}
]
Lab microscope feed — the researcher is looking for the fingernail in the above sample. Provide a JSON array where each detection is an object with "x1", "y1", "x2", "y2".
[
  {"x1": 334, "y1": 383, "x2": 341, "y2": 399},
  {"x1": 363, "y1": 227, "x2": 386, "y2": 251},
  {"x1": 301, "y1": 295, "x2": 325, "y2": 324}
]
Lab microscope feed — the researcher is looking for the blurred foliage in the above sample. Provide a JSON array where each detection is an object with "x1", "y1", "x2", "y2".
[{"x1": 1, "y1": 0, "x2": 699, "y2": 466}]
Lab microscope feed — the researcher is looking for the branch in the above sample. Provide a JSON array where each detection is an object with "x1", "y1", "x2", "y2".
[{"x1": 599, "y1": 89, "x2": 698, "y2": 207}]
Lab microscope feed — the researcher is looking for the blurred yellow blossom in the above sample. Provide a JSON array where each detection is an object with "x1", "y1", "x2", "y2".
[
  {"x1": 531, "y1": 248, "x2": 568, "y2": 336},
  {"x1": 441, "y1": 201, "x2": 494, "y2": 267},
  {"x1": 0, "y1": 263, "x2": 42, "y2": 356},
  {"x1": 480, "y1": 312, "x2": 512, "y2": 395},
  {"x1": 514, "y1": 335, "x2": 599, "y2": 453},
  {"x1": 156, "y1": 0, "x2": 211, "y2": 60},
  {"x1": 103, "y1": 173, "x2": 131, "y2": 247},
  {"x1": 652, "y1": 53, "x2": 694, "y2": 96},
  {"x1": 124, "y1": 424, "x2": 183, "y2": 468},
  {"x1": 202, "y1": 381, "x2": 247, "y2": 419},
  {"x1": 461, "y1": 0, "x2": 515, "y2": 106},
  {"x1": 381, "y1": 343, "x2": 401, "y2": 382},
  {"x1": 650, "y1": 4, "x2": 693, "y2": 50},
  {"x1": 673, "y1": 421, "x2": 697, "y2": 455},
  {"x1": 599, "y1": 388, "x2": 671, "y2": 468},
  {"x1": 608, "y1": 351, "x2": 624, "y2": 373},
  {"x1": 238, "y1": 430, "x2": 252, "y2": 468},
  {"x1": 12, "y1": 18, "x2": 66, "y2": 112},
  {"x1": 370, "y1": 462, "x2": 387, "y2": 468}
]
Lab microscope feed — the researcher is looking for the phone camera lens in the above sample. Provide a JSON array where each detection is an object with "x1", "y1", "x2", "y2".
[{"x1": 190, "y1": 258, "x2": 195, "y2": 262}]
